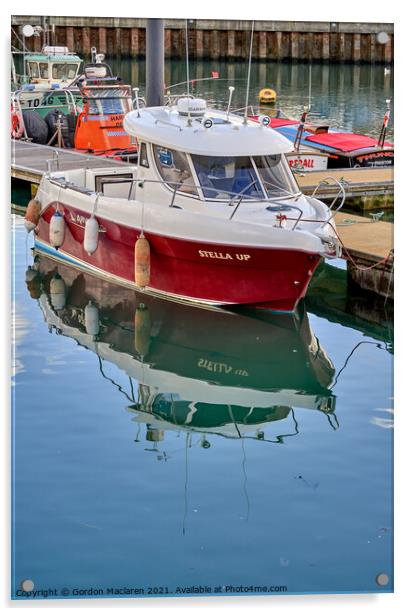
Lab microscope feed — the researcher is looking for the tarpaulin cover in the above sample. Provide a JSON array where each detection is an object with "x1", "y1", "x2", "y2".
[
  {"x1": 249, "y1": 116, "x2": 299, "y2": 128},
  {"x1": 305, "y1": 131, "x2": 394, "y2": 152}
]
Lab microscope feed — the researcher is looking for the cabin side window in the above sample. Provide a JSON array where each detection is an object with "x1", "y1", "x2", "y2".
[
  {"x1": 253, "y1": 154, "x2": 300, "y2": 197},
  {"x1": 52, "y1": 63, "x2": 79, "y2": 80},
  {"x1": 27, "y1": 62, "x2": 39, "y2": 78},
  {"x1": 39, "y1": 63, "x2": 49, "y2": 79},
  {"x1": 138, "y1": 143, "x2": 149, "y2": 168},
  {"x1": 153, "y1": 146, "x2": 198, "y2": 196}
]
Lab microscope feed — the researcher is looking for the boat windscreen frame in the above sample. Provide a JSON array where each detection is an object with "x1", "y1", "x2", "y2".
[
  {"x1": 188, "y1": 153, "x2": 302, "y2": 203},
  {"x1": 81, "y1": 85, "x2": 134, "y2": 116}
]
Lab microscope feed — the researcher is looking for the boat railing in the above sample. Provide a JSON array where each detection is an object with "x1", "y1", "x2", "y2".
[
  {"x1": 132, "y1": 88, "x2": 146, "y2": 110},
  {"x1": 124, "y1": 177, "x2": 304, "y2": 228},
  {"x1": 123, "y1": 177, "x2": 262, "y2": 207},
  {"x1": 165, "y1": 93, "x2": 195, "y2": 106},
  {"x1": 45, "y1": 174, "x2": 308, "y2": 231},
  {"x1": 46, "y1": 150, "x2": 60, "y2": 172},
  {"x1": 231, "y1": 105, "x2": 257, "y2": 116},
  {"x1": 311, "y1": 176, "x2": 346, "y2": 219}
]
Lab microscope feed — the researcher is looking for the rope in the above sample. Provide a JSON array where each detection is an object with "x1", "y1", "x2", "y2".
[
  {"x1": 279, "y1": 214, "x2": 394, "y2": 273},
  {"x1": 330, "y1": 222, "x2": 394, "y2": 272}
]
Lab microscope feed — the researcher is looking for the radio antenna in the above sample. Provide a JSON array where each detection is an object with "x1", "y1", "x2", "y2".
[
  {"x1": 243, "y1": 20, "x2": 255, "y2": 124},
  {"x1": 185, "y1": 19, "x2": 192, "y2": 126},
  {"x1": 185, "y1": 20, "x2": 190, "y2": 97}
]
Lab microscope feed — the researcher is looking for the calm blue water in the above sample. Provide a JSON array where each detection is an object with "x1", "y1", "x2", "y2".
[
  {"x1": 12, "y1": 215, "x2": 393, "y2": 599},
  {"x1": 108, "y1": 58, "x2": 394, "y2": 141}
]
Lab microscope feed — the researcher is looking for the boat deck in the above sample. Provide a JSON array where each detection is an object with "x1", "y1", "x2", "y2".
[{"x1": 11, "y1": 140, "x2": 129, "y2": 184}]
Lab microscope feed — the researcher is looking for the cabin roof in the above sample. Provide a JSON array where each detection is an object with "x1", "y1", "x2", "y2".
[
  {"x1": 123, "y1": 105, "x2": 294, "y2": 157},
  {"x1": 25, "y1": 53, "x2": 82, "y2": 62}
]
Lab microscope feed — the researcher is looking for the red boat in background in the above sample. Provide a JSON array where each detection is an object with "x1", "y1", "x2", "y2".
[{"x1": 249, "y1": 100, "x2": 394, "y2": 170}]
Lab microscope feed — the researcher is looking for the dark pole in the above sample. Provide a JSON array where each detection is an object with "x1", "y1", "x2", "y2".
[{"x1": 146, "y1": 18, "x2": 164, "y2": 107}]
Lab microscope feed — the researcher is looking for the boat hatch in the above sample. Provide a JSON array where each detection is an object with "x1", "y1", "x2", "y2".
[{"x1": 95, "y1": 173, "x2": 134, "y2": 197}]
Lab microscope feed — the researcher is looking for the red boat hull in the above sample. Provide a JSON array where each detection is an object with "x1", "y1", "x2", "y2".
[{"x1": 36, "y1": 203, "x2": 322, "y2": 312}]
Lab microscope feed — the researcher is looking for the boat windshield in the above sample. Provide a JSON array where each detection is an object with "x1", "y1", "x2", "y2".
[
  {"x1": 52, "y1": 63, "x2": 80, "y2": 81},
  {"x1": 190, "y1": 155, "x2": 264, "y2": 200},
  {"x1": 253, "y1": 154, "x2": 300, "y2": 197},
  {"x1": 84, "y1": 87, "x2": 133, "y2": 115}
]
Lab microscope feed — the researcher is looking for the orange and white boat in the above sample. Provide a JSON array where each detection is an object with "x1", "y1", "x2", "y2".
[{"x1": 11, "y1": 50, "x2": 138, "y2": 162}]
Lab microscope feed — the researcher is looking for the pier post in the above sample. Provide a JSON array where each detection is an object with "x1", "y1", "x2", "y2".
[
  {"x1": 98, "y1": 27, "x2": 106, "y2": 54},
  {"x1": 195, "y1": 29, "x2": 204, "y2": 58},
  {"x1": 66, "y1": 27, "x2": 74, "y2": 51},
  {"x1": 384, "y1": 35, "x2": 393, "y2": 63},
  {"x1": 322, "y1": 33, "x2": 330, "y2": 61},
  {"x1": 131, "y1": 28, "x2": 139, "y2": 55},
  {"x1": 274, "y1": 31, "x2": 282, "y2": 60},
  {"x1": 259, "y1": 31, "x2": 267, "y2": 59},
  {"x1": 146, "y1": 18, "x2": 164, "y2": 107},
  {"x1": 227, "y1": 31, "x2": 235, "y2": 59},
  {"x1": 164, "y1": 28, "x2": 172, "y2": 58},
  {"x1": 82, "y1": 27, "x2": 90, "y2": 54},
  {"x1": 210, "y1": 30, "x2": 220, "y2": 60},
  {"x1": 352, "y1": 33, "x2": 361, "y2": 62},
  {"x1": 291, "y1": 32, "x2": 299, "y2": 59}
]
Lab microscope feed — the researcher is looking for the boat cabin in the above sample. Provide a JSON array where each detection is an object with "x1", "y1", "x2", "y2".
[
  {"x1": 42, "y1": 97, "x2": 336, "y2": 239},
  {"x1": 74, "y1": 83, "x2": 135, "y2": 154},
  {"x1": 25, "y1": 46, "x2": 82, "y2": 87},
  {"x1": 122, "y1": 98, "x2": 305, "y2": 209}
]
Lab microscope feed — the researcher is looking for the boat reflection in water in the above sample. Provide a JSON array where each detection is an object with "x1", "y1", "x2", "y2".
[{"x1": 26, "y1": 253, "x2": 338, "y2": 447}]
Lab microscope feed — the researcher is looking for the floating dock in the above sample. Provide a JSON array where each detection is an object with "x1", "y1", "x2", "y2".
[
  {"x1": 11, "y1": 140, "x2": 128, "y2": 185},
  {"x1": 295, "y1": 167, "x2": 394, "y2": 208},
  {"x1": 333, "y1": 211, "x2": 393, "y2": 299}
]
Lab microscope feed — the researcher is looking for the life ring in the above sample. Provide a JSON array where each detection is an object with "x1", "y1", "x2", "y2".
[{"x1": 11, "y1": 109, "x2": 24, "y2": 139}]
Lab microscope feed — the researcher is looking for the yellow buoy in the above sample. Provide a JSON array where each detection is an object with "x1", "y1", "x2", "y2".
[
  {"x1": 258, "y1": 88, "x2": 277, "y2": 104},
  {"x1": 24, "y1": 199, "x2": 41, "y2": 232},
  {"x1": 134, "y1": 235, "x2": 150, "y2": 288},
  {"x1": 134, "y1": 303, "x2": 151, "y2": 357}
]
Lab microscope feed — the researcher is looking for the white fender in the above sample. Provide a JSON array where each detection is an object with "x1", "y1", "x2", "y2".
[
  {"x1": 84, "y1": 301, "x2": 100, "y2": 338},
  {"x1": 50, "y1": 273, "x2": 66, "y2": 310},
  {"x1": 84, "y1": 216, "x2": 99, "y2": 255},
  {"x1": 49, "y1": 211, "x2": 65, "y2": 249}
]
